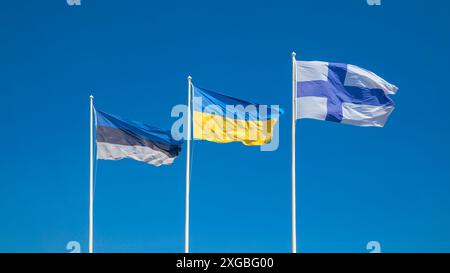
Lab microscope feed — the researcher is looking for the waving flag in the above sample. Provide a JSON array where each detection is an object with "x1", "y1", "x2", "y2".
[
  {"x1": 192, "y1": 85, "x2": 282, "y2": 146},
  {"x1": 296, "y1": 61, "x2": 398, "y2": 127},
  {"x1": 95, "y1": 110, "x2": 182, "y2": 166}
]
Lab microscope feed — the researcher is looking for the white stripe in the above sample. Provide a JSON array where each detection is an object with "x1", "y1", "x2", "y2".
[
  {"x1": 341, "y1": 103, "x2": 395, "y2": 127},
  {"x1": 344, "y1": 64, "x2": 398, "y2": 95},
  {"x1": 296, "y1": 61, "x2": 329, "y2": 82},
  {"x1": 296, "y1": 96, "x2": 328, "y2": 120},
  {"x1": 97, "y1": 142, "x2": 175, "y2": 166}
]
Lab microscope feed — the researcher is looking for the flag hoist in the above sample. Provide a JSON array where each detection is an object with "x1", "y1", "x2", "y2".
[
  {"x1": 291, "y1": 51, "x2": 399, "y2": 253},
  {"x1": 183, "y1": 76, "x2": 282, "y2": 253},
  {"x1": 88, "y1": 96, "x2": 182, "y2": 253},
  {"x1": 185, "y1": 76, "x2": 192, "y2": 253},
  {"x1": 89, "y1": 95, "x2": 94, "y2": 253},
  {"x1": 291, "y1": 52, "x2": 297, "y2": 254}
]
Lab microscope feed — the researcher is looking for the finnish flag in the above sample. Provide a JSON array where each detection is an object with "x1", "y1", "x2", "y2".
[{"x1": 296, "y1": 61, "x2": 398, "y2": 127}]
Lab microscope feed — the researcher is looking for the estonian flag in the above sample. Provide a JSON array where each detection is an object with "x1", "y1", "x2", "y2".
[{"x1": 95, "y1": 110, "x2": 182, "y2": 166}]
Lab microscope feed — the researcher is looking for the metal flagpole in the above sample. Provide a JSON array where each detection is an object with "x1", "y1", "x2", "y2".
[
  {"x1": 185, "y1": 76, "x2": 192, "y2": 253},
  {"x1": 89, "y1": 95, "x2": 94, "y2": 253},
  {"x1": 291, "y1": 52, "x2": 297, "y2": 253}
]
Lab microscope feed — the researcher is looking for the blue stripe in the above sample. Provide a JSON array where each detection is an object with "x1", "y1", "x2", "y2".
[
  {"x1": 297, "y1": 81, "x2": 394, "y2": 107},
  {"x1": 193, "y1": 85, "x2": 283, "y2": 121},
  {"x1": 95, "y1": 110, "x2": 182, "y2": 146}
]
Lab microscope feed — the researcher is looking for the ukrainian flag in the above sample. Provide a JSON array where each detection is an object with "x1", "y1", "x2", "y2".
[{"x1": 192, "y1": 85, "x2": 282, "y2": 146}]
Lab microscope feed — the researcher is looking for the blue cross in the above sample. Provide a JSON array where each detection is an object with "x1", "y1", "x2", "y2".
[{"x1": 297, "y1": 63, "x2": 394, "y2": 122}]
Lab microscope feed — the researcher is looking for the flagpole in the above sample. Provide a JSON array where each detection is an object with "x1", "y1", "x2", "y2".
[
  {"x1": 89, "y1": 95, "x2": 94, "y2": 254},
  {"x1": 291, "y1": 52, "x2": 297, "y2": 253},
  {"x1": 185, "y1": 76, "x2": 192, "y2": 253}
]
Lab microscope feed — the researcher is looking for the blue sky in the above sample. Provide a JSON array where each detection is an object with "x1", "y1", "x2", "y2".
[{"x1": 0, "y1": 0, "x2": 449, "y2": 253}]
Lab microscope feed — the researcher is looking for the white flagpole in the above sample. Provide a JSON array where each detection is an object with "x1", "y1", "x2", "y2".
[
  {"x1": 185, "y1": 76, "x2": 192, "y2": 253},
  {"x1": 291, "y1": 52, "x2": 297, "y2": 253},
  {"x1": 89, "y1": 95, "x2": 94, "y2": 254}
]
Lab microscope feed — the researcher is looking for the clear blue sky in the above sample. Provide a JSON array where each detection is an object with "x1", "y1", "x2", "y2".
[{"x1": 1, "y1": 0, "x2": 449, "y2": 253}]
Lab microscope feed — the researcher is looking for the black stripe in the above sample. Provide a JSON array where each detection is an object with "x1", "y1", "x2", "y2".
[{"x1": 96, "y1": 126, "x2": 181, "y2": 158}]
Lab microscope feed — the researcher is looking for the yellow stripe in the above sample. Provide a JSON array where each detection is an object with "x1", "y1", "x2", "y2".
[{"x1": 193, "y1": 111, "x2": 277, "y2": 146}]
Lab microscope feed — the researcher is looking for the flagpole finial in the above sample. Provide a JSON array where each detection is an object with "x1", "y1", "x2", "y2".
[
  {"x1": 89, "y1": 95, "x2": 94, "y2": 100},
  {"x1": 292, "y1": 52, "x2": 296, "y2": 57},
  {"x1": 187, "y1": 76, "x2": 192, "y2": 81}
]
